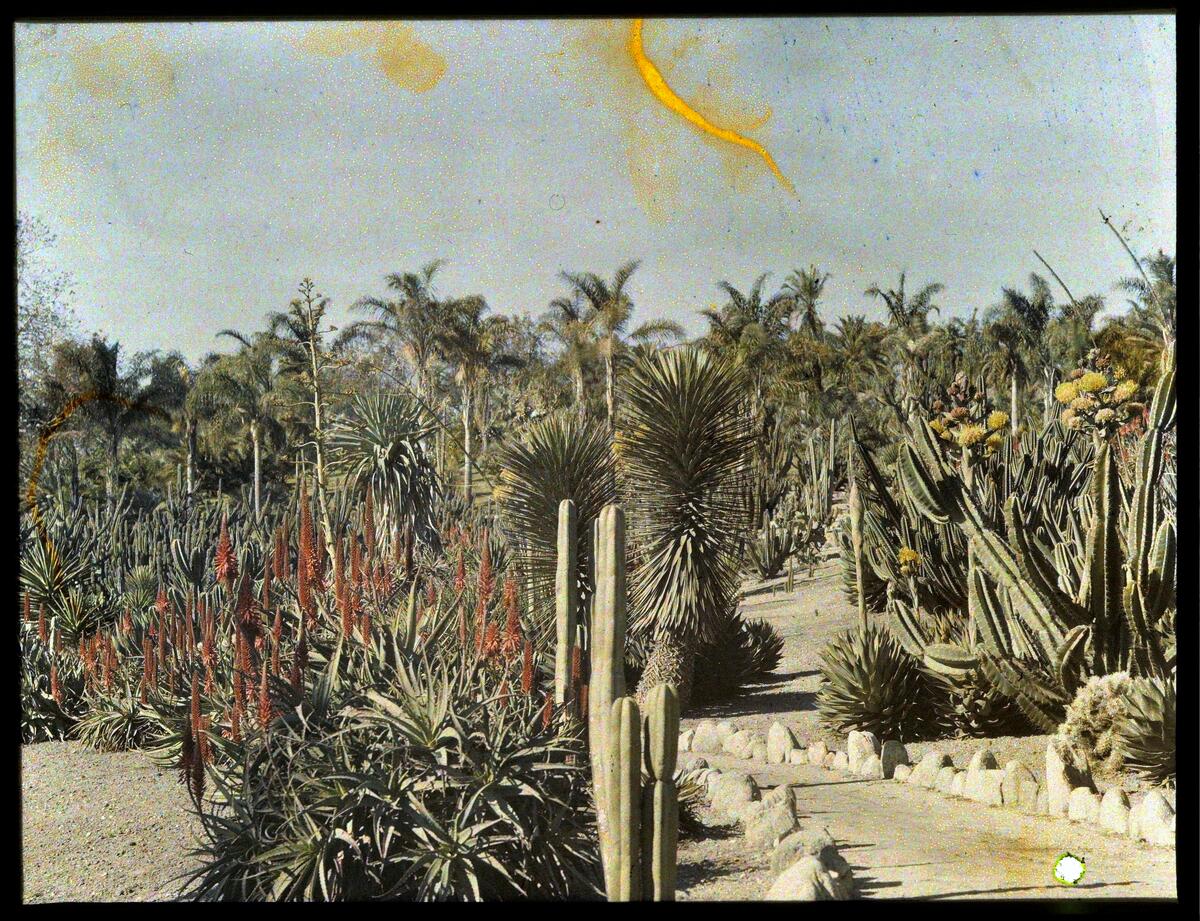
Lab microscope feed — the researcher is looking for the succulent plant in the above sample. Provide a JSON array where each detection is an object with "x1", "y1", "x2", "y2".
[
  {"x1": 816, "y1": 624, "x2": 932, "y2": 741},
  {"x1": 1116, "y1": 674, "x2": 1175, "y2": 784}
]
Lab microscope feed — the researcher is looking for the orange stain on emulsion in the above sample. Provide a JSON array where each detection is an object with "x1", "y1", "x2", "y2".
[{"x1": 626, "y1": 18, "x2": 793, "y2": 194}]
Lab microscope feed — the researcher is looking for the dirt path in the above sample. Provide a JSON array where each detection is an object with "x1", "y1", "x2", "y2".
[
  {"x1": 21, "y1": 742, "x2": 202, "y2": 903},
  {"x1": 677, "y1": 559, "x2": 1177, "y2": 900}
]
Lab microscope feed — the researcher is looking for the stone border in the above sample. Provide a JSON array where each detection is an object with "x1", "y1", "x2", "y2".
[{"x1": 681, "y1": 721, "x2": 1176, "y2": 850}]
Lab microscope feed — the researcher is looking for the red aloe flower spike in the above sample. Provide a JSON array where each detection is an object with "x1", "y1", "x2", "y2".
[
  {"x1": 23, "y1": 593, "x2": 31, "y2": 623},
  {"x1": 215, "y1": 511, "x2": 237, "y2": 592},
  {"x1": 50, "y1": 660, "x2": 62, "y2": 706},
  {"x1": 458, "y1": 605, "x2": 467, "y2": 649},
  {"x1": 578, "y1": 683, "x2": 589, "y2": 722},
  {"x1": 156, "y1": 586, "x2": 169, "y2": 619},
  {"x1": 570, "y1": 645, "x2": 582, "y2": 691},
  {"x1": 454, "y1": 546, "x2": 466, "y2": 593},
  {"x1": 541, "y1": 693, "x2": 553, "y2": 730},
  {"x1": 359, "y1": 608, "x2": 372, "y2": 646},
  {"x1": 37, "y1": 605, "x2": 47, "y2": 644},
  {"x1": 426, "y1": 578, "x2": 437, "y2": 608},
  {"x1": 521, "y1": 640, "x2": 534, "y2": 696},
  {"x1": 474, "y1": 593, "x2": 488, "y2": 656},
  {"x1": 231, "y1": 695, "x2": 242, "y2": 743},
  {"x1": 477, "y1": 536, "x2": 494, "y2": 602},
  {"x1": 482, "y1": 622, "x2": 500, "y2": 659},
  {"x1": 498, "y1": 679, "x2": 509, "y2": 709}
]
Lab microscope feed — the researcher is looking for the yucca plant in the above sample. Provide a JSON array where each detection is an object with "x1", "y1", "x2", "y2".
[
  {"x1": 1116, "y1": 675, "x2": 1175, "y2": 784},
  {"x1": 328, "y1": 391, "x2": 442, "y2": 546},
  {"x1": 746, "y1": 519, "x2": 797, "y2": 580},
  {"x1": 73, "y1": 691, "x2": 161, "y2": 752},
  {"x1": 816, "y1": 624, "x2": 932, "y2": 740},
  {"x1": 495, "y1": 412, "x2": 617, "y2": 636},
  {"x1": 619, "y1": 347, "x2": 753, "y2": 709}
]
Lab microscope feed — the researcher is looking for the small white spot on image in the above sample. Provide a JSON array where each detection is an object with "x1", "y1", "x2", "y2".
[{"x1": 1053, "y1": 853, "x2": 1086, "y2": 885}]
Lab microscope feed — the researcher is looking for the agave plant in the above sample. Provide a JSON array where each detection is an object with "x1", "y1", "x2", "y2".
[
  {"x1": 494, "y1": 412, "x2": 616, "y2": 634},
  {"x1": 816, "y1": 624, "x2": 932, "y2": 741},
  {"x1": 1116, "y1": 675, "x2": 1175, "y2": 784},
  {"x1": 619, "y1": 346, "x2": 753, "y2": 709}
]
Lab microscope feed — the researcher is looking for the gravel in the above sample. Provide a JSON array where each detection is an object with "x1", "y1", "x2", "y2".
[{"x1": 22, "y1": 741, "x2": 202, "y2": 903}]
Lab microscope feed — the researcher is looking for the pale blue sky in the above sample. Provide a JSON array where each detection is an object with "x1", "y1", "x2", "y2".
[{"x1": 15, "y1": 16, "x2": 1175, "y2": 362}]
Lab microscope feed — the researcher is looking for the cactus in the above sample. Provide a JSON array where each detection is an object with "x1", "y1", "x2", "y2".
[
  {"x1": 895, "y1": 360, "x2": 1176, "y2": 729},
  {"x1": 641, "y1": 684, "x2": 679, "y2": 901},
  {"x1": 555, "y1": 500, "x2": 578, "y2": 705},
  {"x1": 848, "y1": 472, "x2": 866, "y2": 631},
  {"x1": 589, "y1": 504, "x2": 627, "y2": 897},
  {"x1": 607, "y1": 696, "x2": 642, "y2": 901}
]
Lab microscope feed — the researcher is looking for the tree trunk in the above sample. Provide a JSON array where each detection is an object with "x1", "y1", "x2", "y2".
[
  {"x1": 1010, "y1": 373, "x2": 1019, "y2": 437},
  {"x1": 251, "y1": 422, "x2": 262, "y2": 520},
  {"x1": 107, "y1": 432, "x2": 120, "y2": 506},
  {"x1": 185, "y1": 417, "x2": 197, "y2": 501},
  {"x1": 605, "y1": 355, "x2": 615, "y2": 429},
  {"x1": 462, "y1": 392, "x2": 473, "y2": 500},
  {"x1": 636, "y1": 629, "x2": 697, "y2": 712}
]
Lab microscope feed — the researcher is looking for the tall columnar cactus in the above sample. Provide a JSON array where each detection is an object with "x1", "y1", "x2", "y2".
[
  {"x1": 589, "y1": 504, "x2": 627, "y2": 896},
  {"x1": 555, "y1": 500, "x2": 578, "y2": 705},
  {"x1": 640, "y1": 683, "x2": 679, "y2": 901},
  {"x1": 607, "y1": 695, "x2": 642, "y2": 902}
]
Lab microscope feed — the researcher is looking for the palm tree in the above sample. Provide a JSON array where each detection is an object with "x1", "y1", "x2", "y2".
[
  {"x1": 41, "y1": 335, "x2": 172, "y2": 503},
  {"x1": 539, "y1": 291, "x2": 596, "y2": 413},
  {"x1": 343, "y1": 260, "x2": 451, "y2": 402},
  {"x1": 701, "y1": 273, "x2": 793, "y2": 422},
  {"x1": 829, "y1": 315, "x2": 890, "y2": 391},
  {"x1": 190, "y1": 332, "x2": 288, "y2": 519},
  {"x1": 621, "y1": 346, "x2": 753, "y2": 710},
  {"x1": 985, "y1": 273, "x2": 1054, "y2": 433},
  {"x1": 435, "y1": 296, "x2": 524, "y2": 498},
  {"x1": 783, "y1": 264, "x2": 830, "y2": 338},
  {"x1": 558, "y1": 260, "x2": 683, "y2": 427},
  {"x1": 864, "y1": 272, "x2": 943, "y2": 400}
]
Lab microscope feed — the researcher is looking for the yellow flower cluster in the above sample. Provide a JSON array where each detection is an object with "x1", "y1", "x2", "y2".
[
  {"x1": 985, "y1": 433, "x2": 1003, "y2": 451},
  {"x1": 986, "y1": 410, "x2": 1009, "y2": 431},
  {"x1": 1055, "y1": 380, "x2": 1080, "y2": 404},
  {"x1": 1113, "y1": 380, "x2": 1138, "y2": 402},
  {"x1": 956, "y1": 424, "x2": 986, "y2": 448},
  {"x1": 1076, "y1": 371, "x2": 1108, "y2": 393},
  {"x1": 898, "y1": 546, "x2": 920, "y2": 565}
]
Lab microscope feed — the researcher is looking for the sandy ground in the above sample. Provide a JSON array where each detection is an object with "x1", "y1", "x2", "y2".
[{"x1": 21, "y1": 742, "x2": 203, "y2": 903}]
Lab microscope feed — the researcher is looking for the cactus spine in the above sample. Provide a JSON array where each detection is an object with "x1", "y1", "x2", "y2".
[
  {"x1": 555, "y1": 499, "x2": 578, "y2": 705},
  {"x1": 589, "y1": 504, "x2": 627, "y2": 897},
  {"x1": 640, "y1": 683, "x2": 679, "y2": 901}
]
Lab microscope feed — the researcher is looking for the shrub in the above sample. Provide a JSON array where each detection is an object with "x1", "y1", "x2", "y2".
[
  {"x1": 1056, "y1": 673, "x2": 1132, "y2": 776},
  {"x1": 1116, "y1": 675, "x2": 1175, "y2": 785}
]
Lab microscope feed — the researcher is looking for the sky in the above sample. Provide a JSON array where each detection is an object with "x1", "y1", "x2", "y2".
[{"x1": 15, "y1": 16, "x2": 1176, "y2": 363}]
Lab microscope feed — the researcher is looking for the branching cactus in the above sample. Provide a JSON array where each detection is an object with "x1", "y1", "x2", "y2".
[
  {"x1": 895, "y1": 357, "x2": 1176, "y2": 729},
  {"x1": 640, "y1": 683, "x2": 679, "y2": 901},
  {"x1": 555, "y1": 499, "x2": 578, "y2": 705}
]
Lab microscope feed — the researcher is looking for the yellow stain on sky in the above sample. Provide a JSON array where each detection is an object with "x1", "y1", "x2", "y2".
[
  {"x1": 627, "y1": 18, "x2": 793, "y2": 194},
  {"x1": 296, "y1": 22, "x2": 446, "y2": 92}
]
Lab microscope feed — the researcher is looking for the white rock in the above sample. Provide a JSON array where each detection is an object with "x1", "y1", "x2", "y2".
[
  {"x1": 1037, "y1": 787, "x2": 1049, "y2": 815},
  {"x1": 724, "y1": 729, "x2": 757, "y2": 758},
  {"x1": 678, "y1": 728, "x2": 695, "y2": 752},
  {"x1": 964, "y1": 769, "x2": 1005, "y2": 806},
  {"x1": 808, "y1": 740, "x2": 829, "y2": 765},
  {"x1": 745, "y1": 802, "x2": 800, "y2": 850},
  {"x1": 764, "y1": 784, "x2": 797, "y2": 812},
  {"x1": 1046, "y1": 742, "x2": 1091, "y2": 818},
  {"x1": 879, "y1": 740, "x2": 909, "y2": 779},
  {"x1": 846, "y1": 730, "x2": 880, "y2": 772},
  {"x1": 934, "y1": 766, "x2": 957, "y2": 793},
  {"x1": 711, "y1": 771, "x2": 758, "y2": 818},
  {"x1": 832, "y1": 750, "x2": 850, "y2": 771},
  {"x1": 715, "y1": 720, "x2": 736, "y2": 743},
  {"x1": 858, "y1": 753, "x2": 885, "y2": 779},
  {"x1": 1099, "y1": 788, "x2": 1131, "y2": 835},
  {"x1": 1017, "y1": 780, "x2": 1041, "y2": 814},
  {"x1": 692, "y1": 721, "x2": 722, "y2": 754},
  {"x1": 892, "y1": 763, "x2": 912, "y2": 783},
  {"x1": 950, "y1": 771, "x2": 967, "y2": 797},
  {"x1": 749, "y1": 740, "x2": 769, "y2": 762},
  {"x1": 767, "y1": 722, "x2": 799, "y2": 765},
  {"x1": 967, "y1": 748, "x2": 998, "y2": 774},
  {"x1": 823, "y1": 751, "x2": 837, "y2": 768},
  {"x1": 910, "y1": 751, "x2": 952, "y2": 788},
  {"x1": 1000, "y1": 761, "x2": 1037, "y2": 807},
  {"x1": 1130, "y1": 790, "x2": 1174, "y2": 846},
  {"x1": 788, "y1": 749, "x2": 807, "y2": 765},
  {"x1": 1068, "y1": 786, "x2": 1101, "y2": 823}
]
